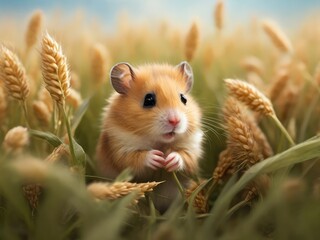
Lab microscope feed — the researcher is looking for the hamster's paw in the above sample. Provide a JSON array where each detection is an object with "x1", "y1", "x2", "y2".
[
  {"x1": 145, "y1": 150, "x2": 165, "y2": 170},
  {"x1": 165, "y1": 152, "x2": 184, "y2": 172}
]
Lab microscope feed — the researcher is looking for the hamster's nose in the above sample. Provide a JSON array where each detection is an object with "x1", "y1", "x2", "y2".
[{"x1": 168, "y1": 117, "x2": 180, "y2": 127}]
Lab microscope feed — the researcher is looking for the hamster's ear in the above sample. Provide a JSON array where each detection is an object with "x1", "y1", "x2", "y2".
[
  {"x1": 110, "y1": 62, "x2": 135, "y2": 94},
  {"x1": 176, "y1": 61, "x2": 193, "y2": 93}
]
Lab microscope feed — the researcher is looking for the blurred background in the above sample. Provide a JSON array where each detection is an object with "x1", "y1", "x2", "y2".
[{"x1": 1, "y1": 0, "x2": 320, "y2": 32}]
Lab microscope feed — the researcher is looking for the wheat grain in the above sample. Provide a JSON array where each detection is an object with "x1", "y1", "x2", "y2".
[
  {"x1": 225, "y1": 78, "x2": 275, "y2": 116},
  {"x1": 25, "y1": 10, "x2": 43, "y2": 52},
  {"x1": 32, "y1": 100, "x2": 51, "y2": 126},
  {"x1": 0, "y1": 46, "x2": 29, "y2": 101},
  {"x1": 41, "y1": 32, "x2": 70, "y2": 105},
  {"x1": 3, "y1": 126, "x2": 29, "y2": 153},
  {"x1": 214, "y1": 0, "x2": 224, "y2": 30},
  {"x1": 262, "y1": 20, "x2": 293, "y2": 53},
  {"x1": 87, "y1": 181, "x2": 162, "y2": 201},
  {"x1": 185, "y1": 22, "x2": 199, "y2": 62}
]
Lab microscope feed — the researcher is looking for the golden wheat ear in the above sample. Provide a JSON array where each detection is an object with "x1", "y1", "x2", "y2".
[
  {"x1": 176, "y1": 61, "x2": 194, "y2": 93},
  {"x1": 110, "y1": 62, "x2": 135, "y2": 94}
]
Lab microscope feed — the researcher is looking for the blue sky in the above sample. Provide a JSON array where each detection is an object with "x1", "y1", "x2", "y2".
[{"x1": 0, "y1": 0, "x2": 319, "y2": 31}]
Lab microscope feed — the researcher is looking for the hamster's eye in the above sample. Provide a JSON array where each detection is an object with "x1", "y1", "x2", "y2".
[
  {"x1": 180, "y1": 94, "x2": 187, "y2": 105},
  {"x1": 143, "y1": 93, "x2": 156, "y2": 108}
]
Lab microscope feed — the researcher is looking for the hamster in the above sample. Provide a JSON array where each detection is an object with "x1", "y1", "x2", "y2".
[{"x1": 96, "y1": 61, "x2": 203, "y2": 212}]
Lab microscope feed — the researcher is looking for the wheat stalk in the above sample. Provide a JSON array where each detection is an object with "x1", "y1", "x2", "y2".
[
  {"x1": 25, "y1": 10, "x2": 43, "y2": 53},
  {"x1": 185, "y1": 21, "x2": 199, "y2": 62},
  {"x1": 214, "y1": 0, "x2": 224, "y2": 30},
  {"x1": 0, "y1": 46, "x2": 29, "y2": 101},
  {"x1": 41, "y1": 32, "x2": 70, "y2": 105},
  {"x1": 262, "y1": 20, "x2": 293, "y2": 53},
  {"x1": 87, "y1": 181, "x2": 162, "y2": 202}
]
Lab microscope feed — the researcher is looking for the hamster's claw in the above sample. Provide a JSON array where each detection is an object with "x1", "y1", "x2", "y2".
[
  {"x1": 165, "y1": 152, "x2": 184, "y2": 172},
  {"x1": 145, "y1": 150, "x2": 165, "y2": 170}
]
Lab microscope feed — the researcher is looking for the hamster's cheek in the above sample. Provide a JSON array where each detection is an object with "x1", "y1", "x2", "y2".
[{"x1": 174, "y1": 113, "x2": 188, "y2": 134}]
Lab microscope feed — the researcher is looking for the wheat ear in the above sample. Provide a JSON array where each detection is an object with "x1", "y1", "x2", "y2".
[
  {"x1": 240, "y1": 56, "x2": 265, "y2": 77},
  {"x1": 32, "y1": 100, "x2": 51, "y2": 126},
  {"x1": 185, "y1": 22, "x2": 199, "y2": 62},
  {"x1": 225, "y1": 78, "x2": 295, "y2": 147},
  {"x1": 214, "y1": 0, "x2": 224, "y2": 30},
  {"x1": 91, "y1": 43, "x2": 109, "y2": 86},
  {"x1": 3, "y1": 126, "x2": 29, "y2": 153},
  {"x1": 1, "y1": 46, "x2": 29, "y2": 101},
  {"x1": 262, "y1": 20, "x2": 293, "y2": 53},
  {"x1": 223, "y1": 98, "x2": 263, "y2": 168},
  {"x1": 269, "y1": 69, "x2": 290, "y2": 102},
  {"x1": 41, "y1": 32, "x2": 70, "y2": 105},
  {"x1": 25, "y1": 10, "x2": 43, "y2": 53},
  {"x1": 41, "y1": 32, "x2": 79, "y2": 168},
  {"x1": 87, "y1": 181, "x2": 162, "y2": 202},
  {"x1": 225, "y1": 79, "x2": 274, "y2": 116},
  {"x1": 185, "y1": 180, "x2": 208, "y2": 213}
]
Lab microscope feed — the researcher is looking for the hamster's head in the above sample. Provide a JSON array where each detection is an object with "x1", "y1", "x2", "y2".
[{"x1": 109, "y1": 61, "x2": 201, "y2": 143}]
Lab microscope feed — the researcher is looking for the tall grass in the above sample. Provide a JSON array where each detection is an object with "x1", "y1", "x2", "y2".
[{"x1": 0, "y1": 3, "x2": 320, "y2": 239}]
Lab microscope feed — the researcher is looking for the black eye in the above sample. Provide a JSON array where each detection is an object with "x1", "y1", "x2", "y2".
[
  {"x1": 143, "y1": 93, "x2": 156, "y2": 108},
  {"x1": 180, "y1": 94, "x2": 187, "y2": 105}
]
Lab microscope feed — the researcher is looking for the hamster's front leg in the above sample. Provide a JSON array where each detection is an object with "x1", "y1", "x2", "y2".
[{"x1": 164, "y1": 150, "x2": 198, "y2": 174}]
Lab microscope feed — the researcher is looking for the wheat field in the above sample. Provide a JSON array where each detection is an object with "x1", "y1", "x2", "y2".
[{"x1": 0, "y1": 1, "x2": 320, "y2": 239}]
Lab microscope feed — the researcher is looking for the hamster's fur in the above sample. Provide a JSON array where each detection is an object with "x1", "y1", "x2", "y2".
[{"x1": 96, "y1": 61, "x2": 203, "y2": 212}]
